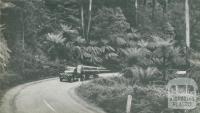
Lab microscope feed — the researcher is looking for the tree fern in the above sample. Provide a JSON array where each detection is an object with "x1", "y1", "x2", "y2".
[
  {"x1": 121, "y1": 48, "x2": 151, "y2": 58},
  {"x1": 123, "y1": 66, "x2": 160, "y2": 84}
]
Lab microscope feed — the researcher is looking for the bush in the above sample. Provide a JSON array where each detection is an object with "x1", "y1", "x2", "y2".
[{"x1": 91, "y1": 77, "x2": 129, "y2": 86}]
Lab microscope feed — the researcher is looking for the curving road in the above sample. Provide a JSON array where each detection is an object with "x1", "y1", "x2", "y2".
[{"x1": 0, "y1": 78, "x2": 107, "y2": 113}]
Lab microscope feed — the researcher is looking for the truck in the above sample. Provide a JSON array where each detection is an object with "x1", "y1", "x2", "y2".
[{"x1": 59, "y1": 65, "x2": 110, "y2": 82}]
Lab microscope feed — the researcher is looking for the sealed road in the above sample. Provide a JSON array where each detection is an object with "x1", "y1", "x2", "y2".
[{"x1": 0, "y1": 78, "x2": 106, "y2": 113}]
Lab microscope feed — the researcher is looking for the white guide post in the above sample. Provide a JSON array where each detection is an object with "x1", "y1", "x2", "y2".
[{"x1": 126, "y1": 95, "x2": 132, "y2": 113}]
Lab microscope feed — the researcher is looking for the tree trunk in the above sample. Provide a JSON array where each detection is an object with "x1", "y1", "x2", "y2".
[
  {"x1": 185, "y1": 0, "x2": 190, "y2": 70},
  {"x1": 163, "y1": 0, "x2": 168, "y2": 16},
  {"x1": 0, "y1": 4, "x2": 1, "y2": 24},
  {"x1": 22, "y1": 11, "x2": 25, "y2": 75},
  {"x1": 143, "y1": 0, "x2": 147, "y2": 11},
  {"x1": 81, "y1": 3, "x2": 85, "y2": 41},
  {"x1": 163, "y1": 51, "x2": 166, "y2": 81},
  {"x1": 22, "y1": 16, "x2": 25, "y2": 50},
  {"x1": 185, "y1": 0, "x2": 190, "y2": 48},
  {"x1": 86, "y1": 0, "x2": 92, "y2": 42},
  {"x1": 152, "y1": 0, "x2": 156, "y2": 21},
  {"x1": 143, "y1": 0, "x2": 147, "y2": 6},
  {"x1": 135, "y1": 0, "x2": 138, "y2": 26}
]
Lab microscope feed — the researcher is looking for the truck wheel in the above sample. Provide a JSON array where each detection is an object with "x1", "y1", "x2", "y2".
[
  {"x1": 71, "y1": 78, "x2": 74, "y2": 82},
  {"x1": 68, "y1": 78, "x2": 72, "y2": 82},
  {"x1": 80, "y1": 76, "x2": 84, "y2": 81},
  {"x1": 81, "y1": 74, "x2": 85, "y2": 81},
  {"x1": 94, "y1": 74, "x2": 99, "y2": 78},
  {"x1": 60, "y1": 78, "x2": 63, "y2": 82},
  {"x1": 85, "y1": 75, "x2": 90, "y2": 80}
]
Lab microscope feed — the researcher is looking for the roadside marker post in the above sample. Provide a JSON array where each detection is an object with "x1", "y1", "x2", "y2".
[
  {"x1": 78, "y1": 78, "x2": 82, "y2": 86},
  {"x1": 126, "y1": 95, "x2": 132, "y2": 113}
]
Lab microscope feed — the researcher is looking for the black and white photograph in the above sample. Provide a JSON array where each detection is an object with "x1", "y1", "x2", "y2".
[{"x1": 0, "y1": 0, "x2": 200, "y2": 113}]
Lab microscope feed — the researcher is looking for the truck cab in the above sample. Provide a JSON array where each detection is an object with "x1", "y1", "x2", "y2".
[{"x1": 59, "y1": 66, "x2": 76, "y2": 82}]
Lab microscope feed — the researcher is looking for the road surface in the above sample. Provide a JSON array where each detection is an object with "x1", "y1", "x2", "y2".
[{"x1": 0, "y1": 78, "x2": 107, "y2": 113}]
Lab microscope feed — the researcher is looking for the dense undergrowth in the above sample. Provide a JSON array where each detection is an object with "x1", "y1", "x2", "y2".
[{"x1": 77, "y1": 77, "x2": 200, "y2": 113}]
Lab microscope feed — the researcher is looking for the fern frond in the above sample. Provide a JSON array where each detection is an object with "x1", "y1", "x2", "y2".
[
  {"x1": 105, "y1": 52, "x2": 118, "y2": 59},
  {"x1": 61, "y1": 24, "x2": 79, "y2": 34},
  {"x1": 47, "y1": 32, "x2": 65, "y2": 44},
  {"x1": 75, "y1": 36, "x2": 86, "y2": 44},
  {"x1": 101, "y1": 46, "x2": 115, "y2": 52},
  {"x1": 121, "y1": 48, "x2": 150, "y2": 58}
]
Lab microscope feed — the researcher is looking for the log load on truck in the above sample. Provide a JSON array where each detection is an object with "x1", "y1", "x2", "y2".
[{"x1": 59, "y1": 65, "x2": 110, "y2": 82}]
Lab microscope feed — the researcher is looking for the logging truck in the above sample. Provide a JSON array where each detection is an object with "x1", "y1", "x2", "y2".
[{"x1": 59, "y1": 65, "x2": 110, "y2": 82}]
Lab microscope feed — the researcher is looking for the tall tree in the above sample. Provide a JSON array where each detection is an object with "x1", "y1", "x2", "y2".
[
  {"x1": 81, "y1": 0, "x2": 86, "y2": 41},
  {"x1": 152, "y1": 0, "x2": 156, "y2": 20},
  {"x1": 86, "y1": 0, "x2": 92, "y2": 42},
  {"x1": 164, "y1": 0, "x2": 168, "y2": 15},
  {"x1": 143, "y1": 0, "x2": 147, "y2": 7},
  {"x1": 134, "y1": 0, "x2": 138, "y2": 26},
  {"x1": 185, "y1": 0, "x2": 190, "y2": 69}
]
